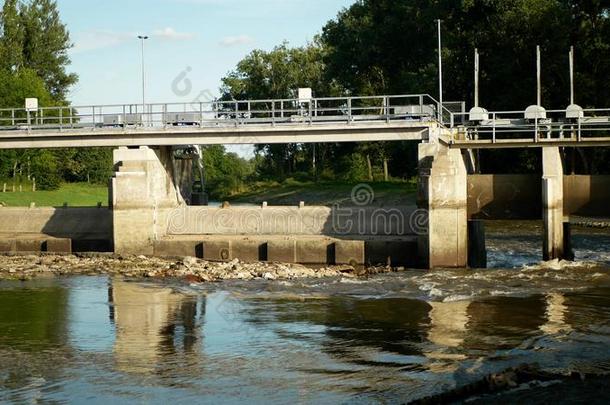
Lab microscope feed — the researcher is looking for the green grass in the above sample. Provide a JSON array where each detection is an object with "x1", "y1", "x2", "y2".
[
  {"x1": 0, "y1": 183, "x2": 108, "y2": 207},
  {"x1": 228, "y1": 179, "x2": 417, "y2": 206}
]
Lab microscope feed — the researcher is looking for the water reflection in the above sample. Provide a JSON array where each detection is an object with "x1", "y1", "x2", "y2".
[
  {"x1": 109, "y1": 279, "x2": 203, "y2": 375},
  {"x1": 426, "y1": 301, "x2": 470, "y2": 371},
  {"x1": 0, "y1": 278, "x2": 608, "y2": 403},
  {"x1": 540, "y1": 292, "x2": 572, "y2": 335}
]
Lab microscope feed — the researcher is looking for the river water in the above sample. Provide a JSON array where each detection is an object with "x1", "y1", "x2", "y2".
[{"x1": 1, "y1": 222, "x2": 609, "y2": 403}]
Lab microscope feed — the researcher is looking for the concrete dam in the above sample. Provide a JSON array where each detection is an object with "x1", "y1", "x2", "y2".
[{"x1": 1, "y1": 93, "x2": 609, "y2": 268}]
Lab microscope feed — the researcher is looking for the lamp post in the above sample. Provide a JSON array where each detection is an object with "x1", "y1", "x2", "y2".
[
  {"x1": 437, "y1": 19, "x2": 443, "y2": 123},
  {"x1": 137, "y1": 35, "x2": 149, "y2": 118}
]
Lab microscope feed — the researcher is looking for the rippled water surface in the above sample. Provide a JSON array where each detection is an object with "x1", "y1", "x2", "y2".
[{"x1": 1, "y1": 223, "x2": 610, "y2": 403}]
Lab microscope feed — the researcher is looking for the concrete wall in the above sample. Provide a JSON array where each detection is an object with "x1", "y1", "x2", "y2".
[
  {"x1": 159, "y1": 205, "x2": 418, "y2": 237},
  {"x1": 468, "y1": 174, "x2": 610, "y2": 220},
  {"x1": 564, "y1": 175, "x2": 610, "y2": 217},
  {"x1": 468, "y1": 175, "x2": 541, "y2": 220},
  {"x1": 0, "y1": 207, "x2": 112, "y2": 251}
]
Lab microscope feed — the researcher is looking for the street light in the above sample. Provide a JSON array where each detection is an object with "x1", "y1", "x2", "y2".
[
  {"x1": 137, "y1": 35, "x2": 149, "y2": 116},
  {"x1": 436, "y1": 19, "x2": 443, "y2": 123}
]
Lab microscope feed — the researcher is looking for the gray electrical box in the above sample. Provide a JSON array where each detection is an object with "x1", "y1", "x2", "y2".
[
  {"x1": 393, "y1": 105, "x2": 436, "y2": 117},
  {"x1": 102, "y1": 114, "x2": 142, "y2": 126},
  {"x1": 164, "y1": 112, "x2": 201, "y2": 126}
]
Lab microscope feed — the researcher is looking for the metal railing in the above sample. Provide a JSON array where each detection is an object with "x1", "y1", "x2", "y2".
[
  {"x1": 0, "y1": 94, "x2": 452, "y2": 133},
  {"x1": 448, "y1": 108, "x2": 610, "y2": 144}
]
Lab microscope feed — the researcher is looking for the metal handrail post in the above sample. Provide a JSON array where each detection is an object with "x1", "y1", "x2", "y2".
[
  {"x1": 385, "y1": 96, "x2": 390, "y2": 123},
  {"x1": 492, "y1": 113, "x2": 496, "y2": 143},
  {"x1": 200, "y1": 102, "x2": 204, "y2": 128},
  {"x1": 272, "y1": 101, "x2": 276, "y2": 126},
  {"x1": 308, "y1": 101, "x2": 313, "y2": 125},
  {"x1": 347, "y1": 98, "x2": 352, "y2": 123}
]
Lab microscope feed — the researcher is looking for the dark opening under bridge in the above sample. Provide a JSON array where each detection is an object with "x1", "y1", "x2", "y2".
[{"x1": 1, "y1": 92, "x2": 609, "y2": 269}]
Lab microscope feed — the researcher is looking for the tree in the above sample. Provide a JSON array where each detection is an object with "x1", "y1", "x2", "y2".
[
  {"x1": 220, "y1": 41, "x2": 335, "y2": 178},
  {"x1": 0, "y1": 0, "x2": 24, "y2": 72},
  {"x1": 20, "y1": 0, "x2": 77, "y2": 100}
]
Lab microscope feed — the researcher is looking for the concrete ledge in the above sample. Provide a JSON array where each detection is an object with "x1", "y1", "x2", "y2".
[
  {"x1": 153, "y1": 240, "x2": 202, "y2": 258},
  {"x1": 151, "y1": 235, "x2": 418, "y2": 266},
  {"x1": 231, "y1": 240, "x2": 264, "y2": 263},
  {"x1": 15, "y1": 239, "x2": 44, "y2": 253},
  {"x1": 267, "y1": 240, "x2": 297, "y2": 263},
  {"x1": 335, "y1": 240, "x2": 365, "y2": 265},
  {"x1": 203, "y1": 240, "x2": 231, "y2": 262},
  {"x1": 296, "y1": 239, "x2": 332, "y2": 264},
  {"x1": 0, "y1": 239, "x2": 16, "y2": 252},
  {"x1": 46, "y1": 238, "x2": 72, "y2": 253}
]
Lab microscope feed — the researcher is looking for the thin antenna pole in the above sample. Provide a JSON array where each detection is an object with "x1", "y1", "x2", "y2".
[
  {"x1": 536, "y1": 45, "x2": 541, "y2": 106},
  {"x1": 437, "y1": 19, "x2": 443, "y2": 122},
  {"x1": 569, "y1": 46, "x2": 575, "y2": 105},
  {"x1": 474, "y1": 48, "x2": 479, "y2": 108}
]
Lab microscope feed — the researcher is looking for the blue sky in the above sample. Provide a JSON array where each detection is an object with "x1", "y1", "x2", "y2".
[{"x1": 59, "y1": 0, "x2": 355, "y2": 107}]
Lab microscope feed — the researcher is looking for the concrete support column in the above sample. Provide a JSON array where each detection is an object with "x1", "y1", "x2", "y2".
[
  {"x1": 542, "y1": 147, "x2": 565, "y2": 261},
  {"x1": 111, "y1": 146, "x2": 185, "y2": 255},
  {"x1": 418, "y1": 143, "x2": 468, "y2": 269}
]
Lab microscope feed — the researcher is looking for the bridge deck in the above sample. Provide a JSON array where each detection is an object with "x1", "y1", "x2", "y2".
[{"x1": 0, "y1": 120, "x2": 432, "y2": 149}]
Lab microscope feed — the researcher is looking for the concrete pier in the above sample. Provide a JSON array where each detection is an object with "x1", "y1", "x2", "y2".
[
  {"x1": 417, "y1": 144, "x2": 468, "y2": 268},
  {"x1": 111, "y1": 146, "x2": 186, "y2": 255},
  {"x1": 542, "y1": 147, "x2": 566, "y2": 260}
]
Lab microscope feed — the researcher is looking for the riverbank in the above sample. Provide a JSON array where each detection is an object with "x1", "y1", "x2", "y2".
[
  {"x1": 227, "y1": 179, "x2": 417, "y2": 206},
  {"x1": 0, "y1": 183, "x2": 107, "y2": 207},
  {"x1": 0, "y1": 254, "x2": 394, "y2": 282}
]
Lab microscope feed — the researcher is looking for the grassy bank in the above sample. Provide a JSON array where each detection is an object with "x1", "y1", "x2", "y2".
[
  {"x1": 0, "y1": 183, "x2": 108, "y2": 207},
  {"x1": 228, "y1": 179, "x2": 417, "y2": 206}
]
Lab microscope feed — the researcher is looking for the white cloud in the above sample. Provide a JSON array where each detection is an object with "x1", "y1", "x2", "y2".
[
  {"x1": 152, "y1": 27, "x2": 196, "y2": 41},
  {"x1": 71, "y1": 27, "x2": 195, "y2": 54},
  {"x1": 71, "y1": 30, "x2": 133, "y2": 54},
  {"x1": 219, "y1": 35, "x2": 255, "y2": 47}
]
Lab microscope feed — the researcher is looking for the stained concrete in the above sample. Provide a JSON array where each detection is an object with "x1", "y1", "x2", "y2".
[
  {"x1": 153, "y1": 235, "x2": 417, "y2": 266},
  {"x1": 542, "y1": 147, "x2": 565, "y2": 260},
  {"x1": 418, "y1": 144, "x2": 468, "y2": 268}
]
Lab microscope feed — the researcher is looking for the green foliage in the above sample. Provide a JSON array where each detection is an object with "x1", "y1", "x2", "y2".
[
  {"x1": 201, "y1": 145, "x2": 253, "y2": 200},
  {"x1": 220, "y1": 0, "x2": 610, "y2": 177},
  {"x1": 30, "y1": 150, "x2": 61, "y2": 190},
  {"x1": 337, "y1": 153, "x2": 369, "y2": 182},
  {"x1": 20, "y1": 0, "x2": 77, "y2": 100}
]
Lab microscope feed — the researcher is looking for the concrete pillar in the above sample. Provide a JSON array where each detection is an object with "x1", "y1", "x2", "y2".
[
  {"x1": 418, "y1": 143, "x2": 468, "y2": 268},
  {"x1": 542, "y1": 147, "x2": 565, "y2": 260},
  {"x1": 111, "y1": 146, "x2": 185, "y2": 255}
]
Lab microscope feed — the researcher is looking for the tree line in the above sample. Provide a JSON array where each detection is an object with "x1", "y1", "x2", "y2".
[
  {"x1": 0, "y1": 0, "x2": 112, "y2": 189},
  {"x1": 220, "y1": 0, "x2": 610, "y2": 184},
  {"x1": 1, "y1": 0, "x2": 609, "y2": 194}
]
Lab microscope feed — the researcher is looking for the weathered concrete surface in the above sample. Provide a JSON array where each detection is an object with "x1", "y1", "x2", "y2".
[
  {"x1": 0, "y1": 207, "x2": 111, "y2": 251},
  {"x1": 0, "y1": 121, "x2": 431, "y2": 150},
  {"x1": 468, "y1": 174, "x2": 610, "y2": 220},
  {"x1": 0, "y1": 207, "x2": 111, "y2": 240},
  {"x1": 161, "y1": 205, "x2": 417, "y2": 237},
  {"x1": 153, "y1": 235, "x2": 417, "y2": 266},
  {"x1": 0, "y1": 234, "x2": 72, "y2": 253},
  {"x1": 418, "y1": 144, "x2": 468, "y2": 268},
  {"x1": 111, "y1": 146, "x2": 186, "y2": 255},
  {"x1": 468, "y1": 175, "x2": 541, "y2": 220},
  {"x1": 564, "y1": 175, "x2": 610, "y2": 218},
  {"x1": 542, "y1": 147, "x2": 565, "y2": 260}
]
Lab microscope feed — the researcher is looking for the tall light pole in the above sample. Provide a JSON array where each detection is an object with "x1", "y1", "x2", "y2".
[
  {"x1": 138, "y1": 35, "x2": 149, "y2": 114},
  {"x1": 437, "y1": 19, "x2": 443, "y2": 123}
]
